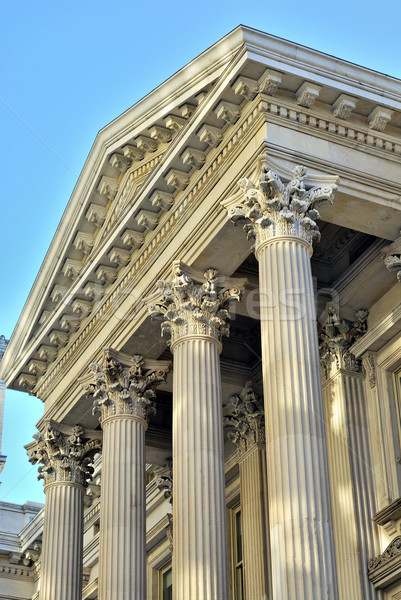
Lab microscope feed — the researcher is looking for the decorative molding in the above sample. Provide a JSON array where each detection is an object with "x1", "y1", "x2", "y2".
[
  {"x1": 153, "y1": 460, "x2": 173, "y2": 503},
  {"x1": 136, "y1": 209, "x2": 159, "y2": 231},
  {"x1": 295, "y1": 81, "x2": 321, "y2": 108},
  {"x1": 362, "y1": 352, "x2": 377, "y2": 389},
  {"x1": 224, "y1": 382, "x2": 265, "y2": 453},
  {"x1": 181, "y1": 147, "x2": 206, "y2": 170},
  {"x1": 135, "y1": 135, "x2": 158, "y2": 153},
  {"x1": 165, "y1": 169, "x2": 190, "y2": 191},
  {"x1": 122, "y1": 144, "x2": 145, "y2": 161},
  {"x1": 149, "y1": 125, "x2": 172, "y2": 143},
  {"x1": 319, "y1": 305, "x2": 368, "y2": 380},
  {"x1": 180, "y1": 103, "x2": 196, "y2": 118},
  {"x1": 71, "y1": 299, "x2": 92, "y2": 318},
  {"x1": 232, "y1": 75, "x2": 258, "y2": 101},
  {"x1": 73, "y1": 232, "x2": 94, "y2": 256},
  {"x1": 222, "y1": 156, "x2": 337, "y2": 252},
  {"x1": 382, "y1": 236, "x2": 401, "y2": 282},
  {"x1": 39, "y1": 345, "x2": 58, "y2": 362},
  {"x1": 26, "y1": 422, "x2": 101, "y2": 488},
  {"x1": 97, "y1": 176, "x2": 119, "y2": 201},
  {"x1": 122, "y1": 229, "x2": 145, "y2": 249},
  {"x1": 60, "y1": 316, "x2": 80, "y2": 333},
  {"x1": 332, "y1": 94, "x2": 357, "y2": 120},
  {"x1": 369, "y1": 536, "x2": 401, "y2": 575},
  {"x1": 95, "y1": 265, "x2": 117, "y2": 285},
  {"x1": 368, "y1": 106, "x2": 393, "y2": 132},
  {"x1": 85, "y1": 204, "x2": 107, "y2": 228},
  {"x1": 164, "y1": 114, "x2": 187, "y2": 131},
  {"x1": 48, "y1": 330, "x2": 69, "y2": 347},
  {"x1": 197, "y1": 123, "x2": 223, "y2": 147},
  {"x1": 258, "y1": 69, "x2": 282, "y2": 96},
  {"x1": 51, "y1": 285, "x2": 67, "y2": 304},
  {"x1": 109, "y1": 153, "x2": 131, "y2": 173},
  {"x1": 88, "y1": 349, "x2": 170, "y2": 423},
  {"x1": 214, "y1": 100, "x2": 241, "y2": 124},
  {"x1": 150, "y1": 191, "x2": 174, "y2": 211},
  {"x1": 62, "y1": 259, "x2": 81, "y2": 281},
  {"x1": 18, "y1": 373, "x2": 37, "y2": 392},
  {"x1": 108, "y1": 248, "x2": 131, "y2": 268},
  {"x1": 83, "y1": 282, "x2": 104, "y2": 301},
  {"x1": 144, "y1": 260, "x2": 244, "y2": 347},
  {"x1": 28, "y1": 360, "x2": 47, "y2": 376},
  {"x1": 39, "y1": 311, "x2": 51, "y2": 325},
  {"x1": 22, "y1": 542, "x2": 42, "y2": 567}
]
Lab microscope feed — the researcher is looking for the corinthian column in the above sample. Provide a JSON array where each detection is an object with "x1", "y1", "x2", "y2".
[
  {"x1": 89, "y1": 350, "x2": 170, "y2": 600},
  {"x1": 223, "y1": 159, "x2": 339, "y2": 598},
  {"x1": 145, "y1": 261, "x2": 244, "y2": 600},
  {"x1": 224, "y1": 381, "x2": 270, "y2": 600},
  {"x1": 26, "y1": 422, "x2": 101, "y2": 600}
]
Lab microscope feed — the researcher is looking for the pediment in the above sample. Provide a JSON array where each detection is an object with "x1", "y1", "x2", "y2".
[{"x1": 2, "y1": 25, "x2": 401, "y2": 400}]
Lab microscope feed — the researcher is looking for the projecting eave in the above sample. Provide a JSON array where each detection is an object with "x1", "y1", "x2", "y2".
[{"x1": 2, "y1": 25, "x2": 401, "y2": 396}]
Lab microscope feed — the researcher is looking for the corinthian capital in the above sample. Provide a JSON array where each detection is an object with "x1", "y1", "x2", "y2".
[
  {"x1": 89, "y1": 349, "x2": 170, "y2": 423},
  {"x1": 319, "y1": 306, "x2": 368, "y2": 380},
  {"x1": 144, "y1": 261, "x2": 245, "y2": 348},
  {"x1": 26, "y1": 422, "x2": 101, "y2": 488},
  {"x1": 222, "y1": 157, "x2": 337, "y2": 253},
  {"x1": 224, "y1": 382, "x2": 265, "y2": 453}
]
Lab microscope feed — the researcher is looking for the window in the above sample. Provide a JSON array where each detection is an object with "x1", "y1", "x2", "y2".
[
  {"x1": 232, "y1": 507, "x2": 244, "y2": 600},
  {"x1": 159, "y1": 564, "x2": 172, "y2": 600}
]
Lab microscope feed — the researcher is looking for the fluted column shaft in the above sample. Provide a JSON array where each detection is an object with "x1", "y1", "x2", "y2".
[
  {"x1": 98, "y1": 414, "x2": 146, "y2": 600},
  {"x1": 40, "y1": 481, "x2": 84, "y2": 600},
  {"x1": 257, "y1": 237, "x2": 338, "y2": 599},
  {"x1": 172, "y1": 335, "x2": 228, "y2": 600},
  {"x1": 239, "y1": 442, "x2": 270, "y2": 600}
]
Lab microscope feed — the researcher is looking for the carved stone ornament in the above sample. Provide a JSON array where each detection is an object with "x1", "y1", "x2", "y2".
[
  {"x1": 144, "y1": 261, "x2": 245, "y2": 348},
  {"x1": 224, "y1": 381, "x2": 265, "y2": 453},
  {"x1": 369, "y1": 536, "x2": 401, "y2": 576},
  {"x1": 26, "y1": 422, "x2": 101, "y2": 488},
  {"x1": 153, "y1": 460, "x2": 173, "y2": 503},
  {"x1": 224, "y1": 157, "x2": 337, "y2": 252},
  {"x1": 319, "y1": 306, "x2": 368, "y2": 380},
  {"x1": 88, "y1": 350, "x2": 170, "y2": 423},
  {"x1": 362, "y1": 352, "x2": 377, "y2": 389},
  {"x1": 382, "y1": 236, "x2": 401, "y2": 283},
  {"x1": 22, "y1": 542, "x2": 42, "y2": 567}
]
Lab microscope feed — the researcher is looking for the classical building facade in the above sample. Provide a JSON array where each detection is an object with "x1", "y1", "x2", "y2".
[{"x1": 1, "y1": 25, "x2": 401, "y2": 599}]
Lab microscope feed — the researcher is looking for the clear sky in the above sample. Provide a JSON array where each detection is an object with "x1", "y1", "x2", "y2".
[{"x1": 1, "y1": 0, "x2": 401, "y2": 505}]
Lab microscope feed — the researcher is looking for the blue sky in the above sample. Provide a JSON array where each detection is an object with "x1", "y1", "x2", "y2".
[{"x1": 1, "y1": 0, "x2": 401, "y2": 504}]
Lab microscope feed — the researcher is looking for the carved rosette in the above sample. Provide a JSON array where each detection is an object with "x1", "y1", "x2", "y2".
[
  {"x1": 145, "y1": 261, "x2": 244, "y2": 349},
  {"x1": 226, "y1": 163, "x2": 337, "y2": 255},
  {"x1": 319, "y1": 307, "x2": 368, "y2": 380},
  {"x1": 27, "y1": 423, "x2": 101, "y2": 489},
  {"x1": 224, "y1": 382, "x2": 265, "y2": 454},
  {"x1": 89, "y1": 351, "x2": 170, "y2": 424}
]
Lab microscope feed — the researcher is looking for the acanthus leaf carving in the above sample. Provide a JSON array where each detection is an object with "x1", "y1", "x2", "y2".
[
  {"x1": 88, "y1": 350, "x2": 170, "y2": 423},
  {"x1": 214, "y1": 100, "x2": 241, "y2": 124},
  {"x1": 150, "y1": 190, "x2": 174, "y2": 211},
  {"x1": 197, "y1": 123, "x2": 223, "y2": 148},
  {"x1": 362, "y1": 352, "x2": 377, "y2": 389},
  {"x1": 153, "y1": 460, "x2": 173, "y2": 503},
  {"x1": 109, "y1": 153, "x2": 131, "y2": 173},
  {"x1": 149, "y1": 125, "x2": 172, "y2": 143},
  {"x1": 223, "y1": 382, "x2": 265, "y2": 453},
  {"x1": 368, "y1": 536, "x2": 401, "y2": 576},
  {"x1": 295, "y1": 82, "x2": 321, "y2": 108},
  {"x1": 368, "y1": 106, "x2": 393, "y2": 132},
  {"x1": 223, "y1": 157, "x2": 337, "y2": 251},
  {"x1": 165, "y1": 169, "x2": 190, "y2": 191},
  {"x1": 181, "y1": 147, "x2": 206, "y2": 170},
  {"x1": 332, "y1": 94, "x2": 357, "y2": 120},
  {"x1": 144, "y1": 261, "x2": 245, "y2": 347},
  {"x1": 122, "y1": 144, "x2": 145, "y2": 161},
  {"x1": 258, "y1": 69, "x2": 282, "y2": 96},
  {"x1": 122, "y1": 229, "x2": 145, "y2": 249},
  {"x1": 319, "y1": 305, "x2": 368, "y2": 380},
  {"x1": 26, "y1": 422, "x2": 101, "y2": 488},
  {"x1": 97, "y1": 176, "x2": 119, "y2": 202}
]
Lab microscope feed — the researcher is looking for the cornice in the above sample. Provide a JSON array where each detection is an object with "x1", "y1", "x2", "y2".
[{"x1": 350, "y1": 303, "x2": 401, "y2": 356}]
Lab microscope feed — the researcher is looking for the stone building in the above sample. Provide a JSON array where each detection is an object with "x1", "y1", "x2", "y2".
[{"x1": 1, "y1": 24, "x2": 401, "y2": 599}]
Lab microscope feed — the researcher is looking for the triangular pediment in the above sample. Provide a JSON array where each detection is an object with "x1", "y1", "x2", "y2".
[{"x1": 2, "y1": 25, "x2": 401, "y2": 400}]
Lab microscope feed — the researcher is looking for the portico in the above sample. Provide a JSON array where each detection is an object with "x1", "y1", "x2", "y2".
[{"x1": 1, "y1": 25, "x2": 401, "y2": 600}]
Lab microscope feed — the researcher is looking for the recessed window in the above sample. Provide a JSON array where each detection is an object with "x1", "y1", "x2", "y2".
[
  {"x1": 232, "y1": 506, "x2": 244, "y2": 600},
  {"x1": 159, "y1": 564, "x2": 172, "y2": 600}
]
